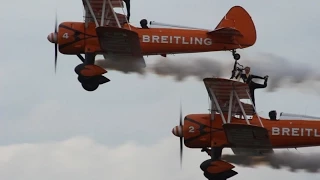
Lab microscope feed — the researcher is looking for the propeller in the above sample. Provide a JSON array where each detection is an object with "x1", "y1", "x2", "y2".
[
  {"x1": 179, "y1": 101, "x2": 183, "y2": 168},
  {"x1": 54, "y1": 12, "x2": 58, "y2": 73}
]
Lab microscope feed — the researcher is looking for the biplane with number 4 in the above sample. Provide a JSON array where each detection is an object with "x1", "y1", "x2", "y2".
[
  {"x1": 47, "y1": 1, "x2": 257, "y2": 92},
  {"x1": 172, "y1": 77, "x2": 320, "y2": 180}
]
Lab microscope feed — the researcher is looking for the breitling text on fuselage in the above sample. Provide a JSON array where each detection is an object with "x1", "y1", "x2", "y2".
[{"x1": 142, "y1": 35, "x2": 212, "y2": 45}]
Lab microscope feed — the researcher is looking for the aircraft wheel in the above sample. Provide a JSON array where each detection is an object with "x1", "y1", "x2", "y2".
[
  {"x1": 233, "y1": 53, "x2": 240, "y2": 60},
  {"x1": 81, "y1": 82, "x2": 99, "y2": 91},
  {"x1": 78, "y1": 75, "x2": 88, "y2": 83}
]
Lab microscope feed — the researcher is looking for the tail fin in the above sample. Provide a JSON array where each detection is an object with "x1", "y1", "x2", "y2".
[{"x1": 207, "y1": 6, "x2": 257, "y2": 49}]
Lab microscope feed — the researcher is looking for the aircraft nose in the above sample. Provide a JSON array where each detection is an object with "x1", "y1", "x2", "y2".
[
  {"x1": 47, "y1": 32, "x2": 57, "y2": 43},
  {"x1": 172, "y1": 125, "x2": 183, "y2": 137}
]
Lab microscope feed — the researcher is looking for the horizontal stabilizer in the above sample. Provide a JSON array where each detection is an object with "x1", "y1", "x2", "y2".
[
  {"x1": 223, "y1": 124, "x2": 272, "y2": 148},
  {"x1": 207, "y1": 27, "x2": 243, "y2": 37}
]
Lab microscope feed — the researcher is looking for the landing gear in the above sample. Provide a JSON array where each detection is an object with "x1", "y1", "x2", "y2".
[
  {"x1": 81, "y1": 81, "x2": 99, "y2": 91},
  {"x1": 200, "y1": 147, "x2": 238, "y2": 180},
  {"x1": 75, "y1": 53, "x2": 110, "y2": 92},
  {"x1": 229, "y1": 50, "x2": 243, "y2": 80},
  {"x1": 232, "y1": 50, "x2": 240, "y2": 61},
  {"x1": 77, "y1": 75, "x2": 110, "y2": 91}
]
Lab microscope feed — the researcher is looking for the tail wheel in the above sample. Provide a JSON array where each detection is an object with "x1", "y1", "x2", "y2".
[{"x1": 233, "y1": 53, "x2": 240, "y2": 60}]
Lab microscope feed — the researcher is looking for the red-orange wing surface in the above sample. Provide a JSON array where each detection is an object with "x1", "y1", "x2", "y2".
[
  {"x1": 82, "y1": 0, "x2": 127, "y2": 27},
  {"x1": 203, "y1": 78, "x2": 254, "y2": 115}
]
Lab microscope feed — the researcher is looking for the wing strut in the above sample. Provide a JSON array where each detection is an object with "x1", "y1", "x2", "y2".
[
  {"x1": 210, "y1": 88, "x2": 227, "y2": 124},
  {"x1": 234, "y1": 89, "x2": 250, "y2": 125},
  {"x1": 245, "y1": 90, "x2": 264, "y2": 127},
  {"x1": 108, "y1": 0, "x2": 121, "y2": 28},
  {"x1": 100, "y1": 0, "x2": 107, "y2": 26},
  {"x1": 84, "y1": 0, "x2": 99, "y2": 27},
  {"x1": 227, "y1": 90, "x2": 233, "y2": 123},
  {"x1": 117, "y1": 0, "x2": 131, "y2": 30}
]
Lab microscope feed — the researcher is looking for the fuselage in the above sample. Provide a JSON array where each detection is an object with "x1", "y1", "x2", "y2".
[
  {"x1": 48, "y1": 22, "x2": 246, "y2": 56},
  {"x1": 181, "y1": 114, "x2": 320, "y2": 149}
]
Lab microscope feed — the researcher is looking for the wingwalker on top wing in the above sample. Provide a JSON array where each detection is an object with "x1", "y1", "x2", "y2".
[
  {"x1": 172, "y1": 70, "x2": 320, "y2": 179},
  {"x1": 47, "y1": 1, "x2": 257, "y2": 92}
]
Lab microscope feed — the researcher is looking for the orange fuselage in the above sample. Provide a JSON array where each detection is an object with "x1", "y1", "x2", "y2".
[
  {"x1": 183, "y1": 114, "x2": 320, "y2": 149},
  {"x1": 56, "y1": 22, "x2": 245, "y2": 56}
]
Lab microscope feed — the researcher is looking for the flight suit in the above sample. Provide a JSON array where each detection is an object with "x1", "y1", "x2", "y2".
[
  {"x1": 123, "y1": 0, "x2": 130, "y2": 22},
  {"x1": 240, "y1": 74, "x2": 268, "y2": 107}
]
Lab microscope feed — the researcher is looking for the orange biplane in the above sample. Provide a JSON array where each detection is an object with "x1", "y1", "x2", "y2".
[
  {"x1": 172, "y1": 77, "x2": 320, "y2": 180},
  {"x1": 47, "y1": 1, "x2": 257, "y2": 91}
]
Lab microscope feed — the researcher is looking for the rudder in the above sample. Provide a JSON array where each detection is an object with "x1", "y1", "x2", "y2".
[{"x1": 208, "y1": 6, "x2": 257, "y2": 48}]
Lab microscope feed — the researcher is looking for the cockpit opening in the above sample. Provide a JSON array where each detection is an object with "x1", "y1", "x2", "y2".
[
  {"x1": 269, "y1": 110, "x2": 278, "y2": 121},
  {"x1": 140, "y1": 19, "x2": 149, "y2": 29}
]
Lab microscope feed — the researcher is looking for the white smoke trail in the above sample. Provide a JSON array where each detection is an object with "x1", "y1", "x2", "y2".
[
  {"x1": 95, "y1": 52, "x2": 320, "y2": 92},
  {"x1": 239, "y1": 53, "x2": 319, "y2": 92},
  {"x1": 95, "y1": 57, "x2": 227, "y2": 81},
  {"x1": 222, "y1": 151, "x2": 320, "y2": 173}
]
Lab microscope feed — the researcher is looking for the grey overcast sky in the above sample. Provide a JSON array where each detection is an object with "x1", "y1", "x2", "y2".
[{"x1": 1, "y1": 0, "x2": 320, "y2": 179}]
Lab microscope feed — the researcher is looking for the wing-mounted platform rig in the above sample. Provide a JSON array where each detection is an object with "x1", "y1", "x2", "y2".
[{"x1": 172, "y1": 78, "x2": 273, "y2": 180}]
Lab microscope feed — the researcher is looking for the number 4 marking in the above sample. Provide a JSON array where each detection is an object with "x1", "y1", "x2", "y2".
[
  {"x1": 189, "y1": 126, "x2": 194, "y2": 133},
  {"x1": 62, "y1": 33, "x2": 69, "y2": 39}
]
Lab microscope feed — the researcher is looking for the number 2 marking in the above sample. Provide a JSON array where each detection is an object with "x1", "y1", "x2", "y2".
[
  {"x1": 189, "y1": 126, "x2": 195, "y2": 133},
  {"x1": 62, "y1": 33, "x2": 69, "y2": 39}
]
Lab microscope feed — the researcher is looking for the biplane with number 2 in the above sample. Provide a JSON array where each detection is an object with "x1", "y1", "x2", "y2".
[
  {"x1": 172, "y1": 77, "x2": 320, "y2": 180},
  {"x1": 47, "y1": 0, "x2": 257, "y2": 92}
]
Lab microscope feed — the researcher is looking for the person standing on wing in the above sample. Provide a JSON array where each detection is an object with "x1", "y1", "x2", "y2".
[
  {"x1": 240, "y1": 66, "x2": 268, "y2": 107},
  {"x1": 123, "y1": 0, "x2": 130, "y2": 22}
]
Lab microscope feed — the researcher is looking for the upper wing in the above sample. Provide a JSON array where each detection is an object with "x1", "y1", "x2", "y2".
[
  {"x1": 203, "y1": 78, "x2": 254, "y2": 116},
  {"x1": 82, "y1": 0, "x2": 127, "y2": 27}
]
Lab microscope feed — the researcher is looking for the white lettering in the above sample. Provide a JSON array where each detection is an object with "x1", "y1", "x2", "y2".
[
  {"x1": 152, "y1": 36, "x2": 159, "y2": 43},
  {"x1": 195, "y1": 37, "x2": 202, "y2": 45},
  {"x1": 204, "y1": 38, "x2": 212, "y2": 45},
  {"x1": 173, "y1": 36, "x2": 180, "y2": 44},
  {"x1": 272, "y1": 127, "x2": 280, "y2": 135},
  {"x1": 141, "y1": 35, "x2": 212, "y2": 46},
  {"x1": 282, "y1": 128, "x2": 290, "y2": 136},
  {"x1": 292, "y1": 128, "x2": 299, "y2": 136},
  {"x1": 306, "y1": 128, "x2": 312, "y2": 136},
  {"x1": 271, "y1": 127, "x2": 320, "y2": 137},
  {"x1": 182, "y1": 37, "x2": 189, "y2": 44},
  {"x1": 189, "y1": 126, "x2": 194, "y2": 133},
  {"x1": 142, "y1": 35, "x2": 150, "y2": 42},
  {"x1": 62, "y1": 33, "x2": 69, "y2": 39},
  {"x1": 161, "y1": 36, "x2": 168, "y2": 43}
]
